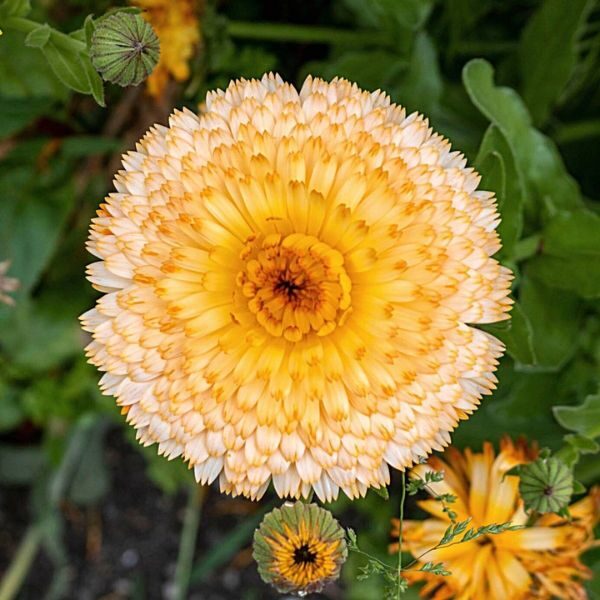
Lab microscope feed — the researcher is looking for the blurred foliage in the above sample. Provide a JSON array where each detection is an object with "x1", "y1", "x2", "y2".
[{"x1": 1, "y1": 0, "x2": 600, "y2": 598}]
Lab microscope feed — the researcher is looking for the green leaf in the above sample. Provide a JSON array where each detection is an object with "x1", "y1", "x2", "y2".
[
  {"x1": 554, "y1": 393, "x2": 600, "y2": 439},
  {"x1": 83, "y1": 14, "x2": 96, "y2": 48},
  {"x1": 518, "y1": 275, "x2": 582, "y2": 371},
  {"x1": 462, "y1": 59, "x2": 583, "y2": 215},
  {"x1": 528, "y1": 209, "x2": 600, "y2": 298},
  {"x1": 0, "y1": 156, "x2": 76, "y2": 295},
  {"x1": 0, "y1": 0, "x2": 30, "y2": 17},
  {"x1": 371, "y1": 485, "x2": 389, "y2": 500},
  {"x1": 398, "y1": 32, "x2": 442, "y2": 116},
  {"x1": 518, "y1": 0, "x2": 595, "y2": 125},
  {"x1": 481, "y1": 300, "x2": 536, "y2": 366},
  {"x1": 0, "y1": 30, "x2": 66, "y2": 99},
  {"x1": 80, "y1": 54, "x2": 105, "y2": 107},
  {"x1": 0, "y1": 296, "x2": 84, "y2": 374},
  {"x1": 0, "y1": 96, "x2": 51, "y2": 137},
  {"x1": 41, "y1": 42, "x2": 91, "y2": 94},
  {"x1": 476, "y1": 125, "x2": 524, "y2": 256},
  {"x1": 24, "y1": 23, "x2": 51, "y2": 48},
  {"x1": 564, "y1": 434, "x2": 600, "y2": 454},
  {"x1": 342, "y1": 0, "x2": 434, "y2": 31}
]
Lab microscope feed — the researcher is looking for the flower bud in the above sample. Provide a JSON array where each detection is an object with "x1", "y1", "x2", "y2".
[
  {"x1": 253, "y1": 501, "x2": 347, "y2": 594},
  {"x1": 90, "y1": 13, "x2": 159, "y2": 87},
  {"x1": 518, "y1": 457, "x2": 573, "y2": 513}
]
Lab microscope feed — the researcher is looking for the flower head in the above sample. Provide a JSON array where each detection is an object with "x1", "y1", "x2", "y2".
[
  {"x1": 392, "y1": 438, "x2": 600, "y2": 599},
  {"x1": 131, "y1": 0, "x2": 200, "y2": 97},
  {"x1": 82, "y1": 74, "x2": 512, "y2": 502},
  {"x1": 253, "y1": 501, "x2": 347, "y2": 594}
]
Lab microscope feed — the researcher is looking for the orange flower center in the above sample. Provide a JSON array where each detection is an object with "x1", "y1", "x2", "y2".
[{"x1": 236, "y1": 233, "x2": 352, "y2": 342}]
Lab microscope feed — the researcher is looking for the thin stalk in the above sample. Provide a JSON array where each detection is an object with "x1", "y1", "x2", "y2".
[
  {"x1": 0, "y1": 526, "x2": 42, "y2": 600},
  {"x1": 173, "y1": 484, "x2": 206, "y2": 600},
  {"x1": 226, "y1": 20, "x2": 391, "y2": 46},
  {"x1": 397, "y1": 471, "x2": 406, "y2": 598},
  {"x1": 3, "y1": 17, "x2": 86, "y2": 53},
  {"x1": 553, "y1": 119, "x2": 600, "y2": 145}
]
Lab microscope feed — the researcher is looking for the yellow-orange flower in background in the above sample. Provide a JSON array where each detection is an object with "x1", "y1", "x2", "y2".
[
  {"x1": 392, "y1": 438, "x2": 600, "y2": 599},
  {"x1": 82, "y1": 74, "x2": 512, "y2": 502},
  {"x1": 132, "y1": 0, "x2": 200, "y2": 97}
]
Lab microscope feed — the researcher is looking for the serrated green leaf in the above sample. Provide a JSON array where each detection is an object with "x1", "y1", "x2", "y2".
[
  {"x1": 518, "y1": 0, "x2": 595, "y2": 125},
  {"x1": 24, "y1": 23, "x2": 51, "y2": 48},
  {"x1": 41, "y1": 42, "x2": 91, "y2": 94},
  {"x1": 554, "y1": 393, "x2": 600, "y2": 439}
]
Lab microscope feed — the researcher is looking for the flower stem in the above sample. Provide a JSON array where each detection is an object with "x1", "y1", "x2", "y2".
[
  {"x1": 2, "y1": 16, "x2": 87, "y2": 53},
  {"x1": 226, "y1": 20, "x2": 391, "y2": 47},
  {"x1": 173, "y1": 483, "x2": 206, "y2": 600},
  {"x1": 397, "y1": 471, "x2": 406, "y2": 598},
  {"x1": 0, "y1": 526, "x2": 42, "y2": 600}
]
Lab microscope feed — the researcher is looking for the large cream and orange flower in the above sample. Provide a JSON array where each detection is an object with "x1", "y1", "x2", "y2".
[
  {"x1": 393, "y1": 439, "x2": 600, "y2": 599},
  {"x1": 82, "y1": 74, "x2": 512, "y2": 501}
]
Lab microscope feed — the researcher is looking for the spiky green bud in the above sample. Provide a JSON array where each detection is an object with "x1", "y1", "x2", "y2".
[
  {"x1": 518, "y1": 457, "x2": 573, "y2": 514},
  {"x1": 90, "y1": 13, "x2": 159, "y2": 87}
]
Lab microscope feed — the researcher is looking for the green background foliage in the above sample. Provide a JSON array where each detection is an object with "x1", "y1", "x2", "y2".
[{"x1": 0, "y1": 0, "x2": 599, "y2": 598}]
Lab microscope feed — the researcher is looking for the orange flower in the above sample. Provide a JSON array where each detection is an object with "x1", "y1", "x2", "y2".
[
  {"x1": 132, "y1": 0, "x2": 200, "y2": 97},
  {"x1": 392, "y1": 439, "x2": 600, "y2": 599},
  {"x1": 82, "y1": 74, "x2": 512, "y2": 502}
]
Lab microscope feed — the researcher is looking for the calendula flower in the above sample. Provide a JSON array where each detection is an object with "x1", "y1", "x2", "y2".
[
  {"x1": 253, "y1": 501, "x2": 347, "y2": 594},
  {"x1": 132, "y1": 0, "x2": 200, "y2": 97},
  {"x1": 82, "y1": 74, "x2": 512, "y2": 502},
  {"x1": 0, "y1": 260, "x2": 19, "y2": 306},
  {"x1": 391, "y1": 438, "x2": 600, "y2": 599}
]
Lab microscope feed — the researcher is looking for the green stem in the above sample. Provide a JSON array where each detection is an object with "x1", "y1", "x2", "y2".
[
  {"x1": 553, "y1": 119, "x2": 600, "y2": 145},
  {"x1": 226, "y1": 20, "x2": 391, "y2": 46},
  {"x1": 173, "y1": 484, "x2": 206, "y2": 600},
  {"x1": 3, "y1": 16, "x2": 86, "y2": 53},
  {"x1": 397, "y1": 471, "x2": 406, "y2": 598},
  {"x1": 0, "y1": 526, "x2": 42, "y2": 600}
]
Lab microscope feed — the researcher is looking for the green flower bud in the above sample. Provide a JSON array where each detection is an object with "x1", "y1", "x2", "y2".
[
  {"x1": 518, "y1": 457, "x2": 573, "y2": 514},
  {"x1": 253, "y1": 501, "x2": 347, "y2": 595},
  {"x1": 90, "y1": 13, "x2": 159, "y2": 87}
]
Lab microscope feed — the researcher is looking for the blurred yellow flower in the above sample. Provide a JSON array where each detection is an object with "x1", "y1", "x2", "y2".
[
  {"x1": 132, "y1": 0, "x2": 200, "y2": 97},
  {"x1": 82, "y1": 74, "x2": 512, "y2": 502},
  {"x1": 253, "y1": 501, "x2": 347, "y2": 594},
  {"x1": 392, "y1": 439, "x2": 600, "y2": 599}
]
